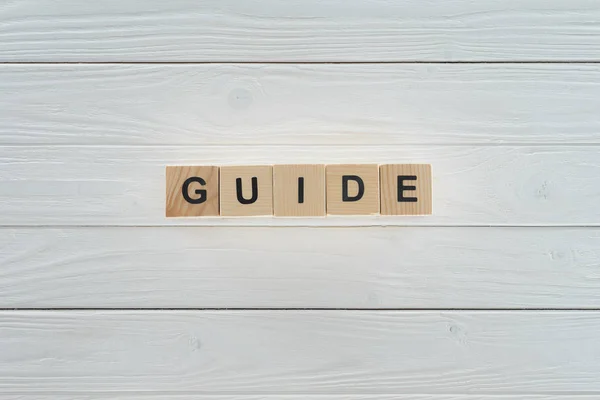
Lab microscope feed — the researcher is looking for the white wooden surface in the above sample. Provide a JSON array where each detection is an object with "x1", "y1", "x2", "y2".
[
  {"x1": 1, "y1": 145, "x2": 599, "y2": 226},
  {"x1": 3, "y1": 64, "x2": 600, "y2": 145},
  {"x1": 1, "y1": 311, "x2": 600, "y2": 394},
  {"x1": 2, "y1": 0, "x2": 600, "y2": 397},
  {"x1": 1, "y1": 227, "x2": 599, "y2": 308},
  {"x1": 1, "y1": 0, "x2": 600, "y2": 62}
]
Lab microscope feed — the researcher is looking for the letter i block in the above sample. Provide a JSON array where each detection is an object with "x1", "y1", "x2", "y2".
[
  {"x1": 165, "y1": 166, "x2": 220, "y2": 217},
  {"x1": 326, "y1": 164, "x2": 380, "y2": 215},
  {"x1": 220, "y1": 165, "x2": 273, "y2": 216},
  {"x1": 379, "y1": 164, "x2": 432, "y2": 215},
  {"x1": 273, "y1": 165, "x2": 326, "y2": 216}
]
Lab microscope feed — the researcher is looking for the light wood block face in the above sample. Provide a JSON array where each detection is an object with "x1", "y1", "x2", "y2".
[
  {"x1": 326, "y1": 164, "x2": 380, "y2": 215},
  {"x1": 380, "y1": 164, "x2": 432, "y2": 215},
  {"x1": 273, "y1": 165, "x2": 326, "y2": 217},
  {"x1": 165, "y1": 166, "x2": 219, "y2": 217},
  {"x1": 220, "y1": 166, "x2": 273, "y2": 216}
]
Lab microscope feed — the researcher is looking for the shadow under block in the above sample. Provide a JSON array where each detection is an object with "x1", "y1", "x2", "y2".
[
  {"x1": 273, "y1": 164, "x2": 326, "y2": 217},
  {"x1": 380, "y1": 164, "x2": 432, "y2": 215},
  {"x1": 220, "y1": 165, "x2": 273, "y2": 216},
  {"x1": 326, "y1": 164, "x2": 380, "y2": 215},
  {"x1": 165, "y1": 166, "x2": 220, "y2": 217}
]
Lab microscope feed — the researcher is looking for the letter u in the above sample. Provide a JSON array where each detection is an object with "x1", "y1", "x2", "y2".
[{"x1": 236, "y1": 177, "x2": 259, "y2": 204}]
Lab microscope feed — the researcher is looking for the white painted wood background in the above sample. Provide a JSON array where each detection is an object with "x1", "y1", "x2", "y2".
[{"x1": 1, "y1": 0, "x2": 600, "y2": 398}]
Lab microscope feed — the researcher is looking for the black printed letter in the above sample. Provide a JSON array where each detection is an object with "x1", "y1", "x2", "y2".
[
  {"x1": 236, "y1": 177, "x2": 259, "y2": 204},
  {"x1": 182, "y1": 177, "x2": 207, "y2": 204},
  {"x1": 298, "y1": 177, "x2": 305, "y2": 204},
  {"x1": 397, "y1": 175, "x2": 418, "y2": 202},
  {"x1": 342, "y1": 175, "x2": 365, "y2": 202}
]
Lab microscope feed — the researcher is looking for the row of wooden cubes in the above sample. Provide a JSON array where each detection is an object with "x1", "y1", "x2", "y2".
[{"x1": 166, "y1": 164, "x2": 431, "y2": 217}]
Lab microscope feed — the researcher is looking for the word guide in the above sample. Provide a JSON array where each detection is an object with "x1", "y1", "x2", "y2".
[{"x1": 166, "y1": 164, "x2": 431, "y2": 217}]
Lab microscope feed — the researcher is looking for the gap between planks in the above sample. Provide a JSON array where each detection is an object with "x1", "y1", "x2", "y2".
[
  {"x1": 3, "y1": 225, "x2": 600, "y2": 229},
  {"x1": 2, "y1": 61, "x2": 600, "y2": 65},
  {"x1": 5, "y1": 143, "x2": 600, "y2": 147},
  {"x1": 0, "y1": 390, "x2": 598, "y2": 400},
  {"x1": 3, "y1": 308, "x2": 600, "y2": 311},
  {"x1": 4, "y1": 225, "x2": 600, "y2": 228}
]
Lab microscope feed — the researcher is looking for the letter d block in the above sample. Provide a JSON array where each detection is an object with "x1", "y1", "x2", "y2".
[
  {"x1": 326, "y1": 164, "x2": 380, "y2": 215},
  {"x1": 220, "y1": 165, "x2": 273, "y2": 216},
  {"x1": 166, "y1": 166, "x2": 220, "y2": 217},
  {"x1": 380, "y1": 164, "x2": 432, "y2": 215}
]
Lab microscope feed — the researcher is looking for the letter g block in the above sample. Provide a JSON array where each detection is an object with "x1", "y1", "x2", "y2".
[{"x1": 165, "y1": 166, "x2": 220, "y2": 217}]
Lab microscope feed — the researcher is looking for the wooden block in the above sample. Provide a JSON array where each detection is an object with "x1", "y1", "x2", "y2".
[
  {"x1": 165, "y1": 166, "x2": 219, "y2": 217},
  {"x1": 273, "y1": 164, "x2": 326, "y2": 217},
  {"x1": 380, "y1": 164, "x2": 432, "y2": 215},
  {"x1": 220, "y1": 165, "x2": 273, "y2": 216},
  {"x1": 326, "y1": 164, "x2": 380, "y2": 215}
]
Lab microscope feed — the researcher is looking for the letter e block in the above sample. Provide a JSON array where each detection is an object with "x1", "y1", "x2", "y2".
[
  {"x1": 380, "y1": 164, "x2": 432, "y2": 215},
  {"x1": 326, "y1": 164, "x2": 379, "y2": 215},
  {"x1": 273, "y1": 165, "x2": 325, "y2": 216},
  {"x1": 165, "y1": 166, "x2": 219, "y2": 217},
  {"x1": 220, "y1": 165, "x2": 273, "y2": 216}
]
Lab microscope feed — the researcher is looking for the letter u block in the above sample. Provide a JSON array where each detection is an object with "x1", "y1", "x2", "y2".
[
  {"x1": 165, "y1": 166, "x2": 220, "y2": 217},
  {"x1": 220, "y1": 165, "x2": 273, "y2": 216}
]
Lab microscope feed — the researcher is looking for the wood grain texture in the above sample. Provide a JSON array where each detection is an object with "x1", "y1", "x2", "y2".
[
  {"x1": 1, "y1": 311, "x2": 600, "y2": 393},
  {"x1": 1, "y1": 227, "x2": 599, "y2": 308},
  {"x1": 326, "y1": 164, "x2": 380, "y2": 215},
  {"x1": 380, "y1": 164, "x2": 432, "y2": 215},
  {"x1": 1, "y1": 0, "x2": 600, "y2": 62},
  {"x1": 274, "y1": 164, "x2": 326, "y2": 217},
  {"x1": 165, "y1": 166, "x2": 220, "y2": 217},
  {"x1": 3, "y1": 64, "x2": 600, "y2": 145},
  {"x1": 1, "y1": 145, "x2": 599, "y2": 226},
  {"x1": 220, "y1": 165, "x2": 273, "y2": 216}
]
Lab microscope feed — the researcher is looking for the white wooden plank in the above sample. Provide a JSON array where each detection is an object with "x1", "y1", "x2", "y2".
[
  {"x1": 0, "y1": 145, "x2": 599, "y2": 226},
  {"x1": 1, "y1": 0, "x2": 600, "y2": 62},
  {"x1": 2, "y1": 227, "x2": 599, "y2": 308},
  {"x1": 1, "y1": 311, "x2": 599, "y2": 393},
  {"x1": 2, "y1": 64, "x2": 600, "y2": 145}
]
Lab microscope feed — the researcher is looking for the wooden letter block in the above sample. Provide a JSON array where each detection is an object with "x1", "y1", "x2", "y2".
[
  {"x1": 165, "y1": 166, "x2": 219, "y2": 217},
  {"x1": 220, "y1": 165, "x2": 273, "y2": 216},
  {"x1": 273, "y1": 164, "x2": 326, "y2": 217},
  {"x1": 326, "y1": 164, "x2": 380, "y2": 215},
  {"x1": 380, "y1": 164, "x2": 432, "y2": 215}
]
